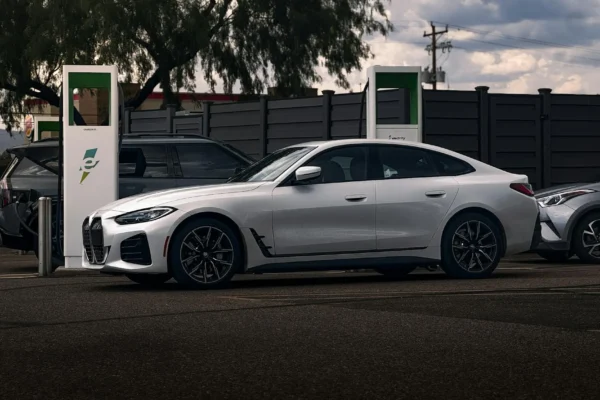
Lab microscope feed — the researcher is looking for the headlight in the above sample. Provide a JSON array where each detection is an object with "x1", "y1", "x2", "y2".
[
  {"x1": 537, "y1": 189, "x2": 596, "y2": 208},
  {"x1": 114, "y1": 207, "x2": 176, "y2": 225}
]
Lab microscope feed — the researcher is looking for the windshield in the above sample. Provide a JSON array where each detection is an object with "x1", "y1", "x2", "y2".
[
  {"x1": 227, "y1": 146, "x2": 315, "y2": 183},
  {"x1": 223, "y1": 143, "x2": 255, "y2": 163}
]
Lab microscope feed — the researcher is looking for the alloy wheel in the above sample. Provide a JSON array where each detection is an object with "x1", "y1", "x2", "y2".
[
  {"x1": 451, "y1": 220, "x2": 498, "y2": 272},
  {"x1": 582, "y1": 219, "x2": 600, "y2": 259},
  {"x1": 179, "y1": 226, "x2": 235, "y2": 283}
]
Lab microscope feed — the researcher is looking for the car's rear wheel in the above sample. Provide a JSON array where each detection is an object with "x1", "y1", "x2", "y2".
[
  {"x1": 168, "y1": 217, "x2": 242, "y2": 289},
  {"x1": 375, "y1": 266, "x2": 417, "y2": 279},
  {"x1": 571, "y1": 212, "x2": 600, "y2": 264},
  {"x1": 125, "y1": 273, "x2": 171, "y2": 286},
  {"x1": 536, "y1": 250, "x2": 572, "y2": 263},
  {"x1": 440, "y1": 212, "x2": 503, "y2": 279}
]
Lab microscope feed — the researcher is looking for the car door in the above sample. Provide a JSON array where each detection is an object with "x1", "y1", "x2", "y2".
[
  {"x1": 118, "y1": 144, "x2": 177, "y2": 198},
  {"x1": 372, "y1": 145, "x2": 461, "y2": 250},
  {"x1": 271, "y1": 145, "x2": 377, "y2": 256},
  {"x1": 172, "y1": 143, "x2": 250, "y2": 188}
]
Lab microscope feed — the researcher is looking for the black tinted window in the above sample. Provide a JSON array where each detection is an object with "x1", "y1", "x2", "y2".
[
  {"x1": 11, "y1": 158, "x2": 55, "y2": 177},
  {"x1": 119, "y1": 145, "x2": 169, "y2": 178},
  {"x1": 429, "y1": 151, "x2": 475, "y2": 176},
  {"x1": 305, "y1": 146, "x2": 369, "y2": 184},
  {"x1": 175, "y1": 144, "x2": 246, "y2": 179},
  {"x1": 377, "y1": 146, "x2": 438, "y2": 179}
]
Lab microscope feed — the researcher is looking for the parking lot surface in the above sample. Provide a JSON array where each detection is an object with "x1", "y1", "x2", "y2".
[{"x1": 1, "y1": 249, "x2": 600, "y2": 399}]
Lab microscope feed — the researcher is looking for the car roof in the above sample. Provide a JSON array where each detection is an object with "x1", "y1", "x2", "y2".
[
  {"x1": 290, "y1": 138, "x2": 469, "y2": 158},
  {"x1": 285, "y1": 138, "x2": 504, "y2": 173}
]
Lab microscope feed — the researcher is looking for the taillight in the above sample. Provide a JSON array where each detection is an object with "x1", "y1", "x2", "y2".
[
  {"x1": 0, "y1": 179, "x2": 10, "y2": 207},
  {"x1": 510, "y1": 182, "x2": 534, "y2": 197}
]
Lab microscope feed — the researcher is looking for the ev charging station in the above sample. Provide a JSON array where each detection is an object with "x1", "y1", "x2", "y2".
[
  {"x1": 35, "y1": 116, "x2": 60, "y2": 142},
  {"x1": 62, "y1": 65, "x2": 119, "y2": 268},
  {"x1": 366, "y1": 66, "x2": 423, "y2": 142}
]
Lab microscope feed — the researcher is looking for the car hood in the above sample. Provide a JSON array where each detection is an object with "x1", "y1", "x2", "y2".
[
  {"x1": 98, "y1": 182, "x2": 265, "y2": 212},
  {"x1": 534, "y1": 183, "x2": 596, "y2": 199}
]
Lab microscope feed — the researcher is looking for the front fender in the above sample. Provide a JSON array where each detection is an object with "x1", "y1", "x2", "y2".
[{"x1": 564, "y1": 197, "x2": 600, "y2": 243}]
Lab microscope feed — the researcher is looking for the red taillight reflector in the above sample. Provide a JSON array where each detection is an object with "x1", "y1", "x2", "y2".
[
  {"x1": 163, "y1": 236, "x2": 170, "y2": 257},
  {"x1": 510, "y1": 183, "x2": 534, "y2": 197}
]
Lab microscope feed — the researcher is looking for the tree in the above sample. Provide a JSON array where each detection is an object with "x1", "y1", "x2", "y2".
[{"x1": 1, "y1": 0, "x2": 392, "y2": 132}]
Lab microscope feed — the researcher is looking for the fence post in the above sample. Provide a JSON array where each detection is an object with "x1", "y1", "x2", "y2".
[
  {"x1": 38, "y1": 197, "x2": 52, "y2": 277},
  {"x1": 259, "y1": 95, "x2": 268, "y2": 158},
  {"x1": 322, "y1": 90, "x2": 335, "y2": 140},
  {"x1": 166, "y1": 104, "x2": 177, "y2": 133},
  {"x1": 202, "y1": 101, "x2": 212, "y2": 137},
  {"x1": 539, "y1": 88, "x2": 552, "y2": 188},
  {"x1": 475, "y1": 86, "x2": 490, "y2": 163}
]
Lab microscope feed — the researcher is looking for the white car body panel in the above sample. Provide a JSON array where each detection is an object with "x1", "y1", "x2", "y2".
[{"x1": 81, "y1": 139, "x2": 539, "y2": 275}]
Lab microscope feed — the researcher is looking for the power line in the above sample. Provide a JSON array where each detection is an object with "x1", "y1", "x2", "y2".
[
  {"x1": 430, "y1": 20, "x2": 600, "y2": 57},
  {"x1": 454, "y1": 37, "x2": 600, "y2": 69}
]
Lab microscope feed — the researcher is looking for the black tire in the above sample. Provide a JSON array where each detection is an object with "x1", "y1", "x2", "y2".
[
  {"x1": 440, "y1": 212, "x2": 503, "y2": 279},
  {"x1": 536, "y1": 250, "x2": 572, "y2": 263},
  {"x1": 375, "y1": 266, "x2": 417, "y2": 279},
  {"x1": 168, "y1": 217, "x2": 242, "y2": 289},
  {"x1": 125, "y1": 273, "x2": 171, "y2": 286},
  {"x1": 571, "y1": 212, "x2": 600, "y2": 264}
]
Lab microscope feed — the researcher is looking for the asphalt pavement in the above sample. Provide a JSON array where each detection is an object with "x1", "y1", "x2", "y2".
[{"x1": 2, "y1": 249, "x2": 600, "y2": 399}]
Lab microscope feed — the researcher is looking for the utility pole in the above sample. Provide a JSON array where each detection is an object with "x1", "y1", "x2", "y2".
[{"x1": 424, "y1": 22, "x2": 448, "y2": 90}]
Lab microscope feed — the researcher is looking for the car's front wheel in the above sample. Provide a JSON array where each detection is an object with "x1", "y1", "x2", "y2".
[
  {"x1": 168, "y1": 217, "x2": 242, "y2": 289},
  {"x1": 440, "y1": 212, "x2": 503, "y2": 279},
  {"x1": 125, "y1": 273, "x2": 171, "y2": 286},
  {"x1": 571, "y1": 212, "x2": 600, "y2": 264}
]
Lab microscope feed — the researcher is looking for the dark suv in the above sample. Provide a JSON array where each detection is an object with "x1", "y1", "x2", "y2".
[{"x1": 0, "y1": 134, "x2": 254, "y2": 266}]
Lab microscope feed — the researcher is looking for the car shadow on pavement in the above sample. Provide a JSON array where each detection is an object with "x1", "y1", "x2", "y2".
[{"x1": 92, "y1": 269, "x2": 525, "y2": 293}]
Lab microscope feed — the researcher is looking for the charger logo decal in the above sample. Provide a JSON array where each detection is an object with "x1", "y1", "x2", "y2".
[{"x1": 80, "y1": 148, "x2": 99, "y2": 184}]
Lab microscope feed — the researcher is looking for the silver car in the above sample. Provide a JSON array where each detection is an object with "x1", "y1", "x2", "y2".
[
  {"x1": 81, "y1": 139, "x2": 540, "y2": 289},
  {"x1": 533, "y1": 182, "x2": 600, "y2": 263}
]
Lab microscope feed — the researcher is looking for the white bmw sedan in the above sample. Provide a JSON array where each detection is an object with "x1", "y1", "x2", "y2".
[{"x1": 82, "y1": 139, "x2": 540, "y2": 289}]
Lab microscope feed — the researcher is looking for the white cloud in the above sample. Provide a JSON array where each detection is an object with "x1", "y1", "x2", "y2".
[
  {"x1": 480, "y1": 51, "x2": 538, "y2": 75},
  {"x1": 188, "y1": 1, "x2": 599, "y2": 96},
  {"x1": 555, "y1": 74, "x2": 583, "y2": 92}
]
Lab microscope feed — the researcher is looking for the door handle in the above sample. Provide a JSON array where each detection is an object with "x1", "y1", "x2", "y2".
[
  {"x1": 345, "y1": 194, "x2": 367, "y2": 202},
  {"x1": 425, "y1": 190, "x2": 446, "y2": 198}
]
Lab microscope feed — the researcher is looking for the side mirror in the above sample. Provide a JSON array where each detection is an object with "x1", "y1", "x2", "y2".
[{"x1": 295, "y1": 166, "x2": 321, "y2": 182}]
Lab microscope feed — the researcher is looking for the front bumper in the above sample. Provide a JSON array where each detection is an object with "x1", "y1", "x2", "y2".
[
  {"x1": 81, "y1": 210, "x2": 177, "y2": 274},
  {"x1": 531, "y1": 204, "x2": 573, "y2": 252}
]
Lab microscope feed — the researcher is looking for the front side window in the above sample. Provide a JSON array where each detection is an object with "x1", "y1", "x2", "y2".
[
  {"x1": 304, "y1": 146, "x2": 370, "y2": 184},
  {"x1": 376, "y1": 146, "x2": 438, "y2": 179},
  {"x1": 228, "y1": 146, "x2": 315, "y2": 183}
]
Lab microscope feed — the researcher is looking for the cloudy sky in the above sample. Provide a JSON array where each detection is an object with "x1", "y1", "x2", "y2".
[
  {"x1": 3, "y1": 0, "x2": 599, "y2": 131},
  {"x1": 196, "y1": 0, "x2": 600, "y2": 95}
]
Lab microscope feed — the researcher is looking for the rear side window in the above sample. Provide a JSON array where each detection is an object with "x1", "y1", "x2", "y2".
[
  {"x1": 174, "y1": 144, "x2": 247, "y2": 179},
  {"x1": 377, "y1": 146, "x2": 438, "y2": 179},
  {"x1": 428, "y1": 151, "x2": 475, "y2": 176},
  {"x1": 119, "y1": 145, "x2": 169, "y2": 178},
  {"x1": 11, "y1": 158, "x2": 56, "y2": 177}
]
